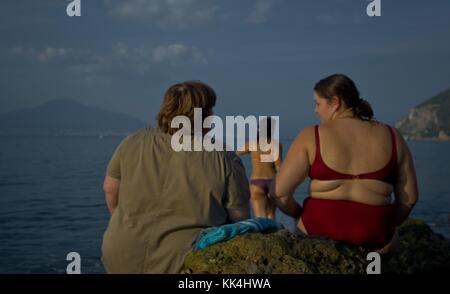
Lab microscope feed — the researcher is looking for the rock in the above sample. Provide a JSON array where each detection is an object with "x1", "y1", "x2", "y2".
[
  {"x1": 182, "y1": 219, "x2": 450, "y2": 274},
  {"x1": 382, "y1": 219, "x2": 450, "y2": 273},
  {"x1": 395, "y1": 88, "x2": 450, "y2": 140}
]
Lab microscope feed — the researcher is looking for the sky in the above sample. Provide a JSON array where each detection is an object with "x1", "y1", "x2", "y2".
[{"x1": 1, "y1": 0, "x2": 450, "y2": 138}]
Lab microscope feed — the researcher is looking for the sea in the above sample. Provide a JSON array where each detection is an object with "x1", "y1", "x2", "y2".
[{"x1": 0, "y1": 135, "x2": 449, "y2": 273}]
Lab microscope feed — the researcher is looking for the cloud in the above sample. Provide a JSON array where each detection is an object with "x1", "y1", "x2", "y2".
[
  {"x1": 12, "y1": 46, "x2": 68, "y2": 62},
  {"x1": 152, "y1": 44, "x2": 188, "y2": 63},
  {"x1": 12, "y1": 42, "x2": 206, "y2": 69},
  {"x1": 316, "y1": 12, "x2": 342, "y2": 25},
  {"x1": 11, "y1": 46, "x2": 93, "y2": 63},
  {"x1": 37, "y1": 47, "x2": 69, "y2": 62},
  {"x1": 104, "y1": 0, "x2": 217, "y2": 29},
  {"x1": 315, "y1": 11, "x2": 368, "y2": 25},
  {"x1": 113, "y1": 42, "x2": 129, "y2": 57},
  {"x1": 152, "y1": 44, "x2": 206, "y2": 64},
  {"x1": 9, "y1": 42, "x2": 207, "y2": 90},
  {"x1": 246, "y1": 0, "x2": 273, "y2": 24},
  {"x1": 11, "y1": 46, "x2": 35, "y2": 57},
  {"x1": 66, "y1": 42, "x2": 208, "y2": 79},
  {"x1": 113, "y1": 42, "x2": 207, "y2": 65}
]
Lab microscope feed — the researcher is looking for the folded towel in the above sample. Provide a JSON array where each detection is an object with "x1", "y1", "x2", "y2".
[{"x1": 193, "y1": 218, "x2": 284, "y2": 251}]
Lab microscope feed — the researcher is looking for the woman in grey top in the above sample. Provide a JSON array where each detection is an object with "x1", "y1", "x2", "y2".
[{"x1": 101, "y1": 81, "x2": 250, "y2": 273}]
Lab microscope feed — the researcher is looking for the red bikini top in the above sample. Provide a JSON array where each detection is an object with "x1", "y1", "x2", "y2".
[{"x1": 308, "y1": 124, "x2": 398, "y2": 185}]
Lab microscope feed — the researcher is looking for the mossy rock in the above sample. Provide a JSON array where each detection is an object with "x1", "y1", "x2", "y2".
[
  {"x1": 182, "y1": 219, "x2": 450, "y2": 274},
  {"x1": 382, "y1": 219, "x2": 450, "y2": 273}
]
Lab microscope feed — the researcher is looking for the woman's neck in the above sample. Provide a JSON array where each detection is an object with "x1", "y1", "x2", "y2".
[{"x1": 333, "y1": 108, "x2": 355, "y2": 120}]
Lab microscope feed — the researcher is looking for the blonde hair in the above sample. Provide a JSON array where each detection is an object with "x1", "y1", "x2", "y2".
[{"x1": 157, "y1": 81, "x2": 217, "y2": 135}]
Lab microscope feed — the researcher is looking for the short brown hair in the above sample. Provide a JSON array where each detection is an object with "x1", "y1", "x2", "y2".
[{"x1": 157, "y1": 81, "x2": 217, "y2": 134}]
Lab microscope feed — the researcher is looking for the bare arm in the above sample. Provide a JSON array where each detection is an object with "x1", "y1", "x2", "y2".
[
  {"x1": 224, "y1": 151, "x2": 251, "y2": 222},
  {"x1": 274, "y1": 143, "x2": 283, "y2": 172},
  {"x1": 393, "y1": 131, "x2": 419, "y2": 225},
  {"x1": 103, "y1": 175, "x2": 120, "y2": 215},
  {"x1": 270, "y1": 127, "x2": 313, "y2": 219},
  {"x1": 227, "y1": 205, "x2": 250, "y2": 222}
]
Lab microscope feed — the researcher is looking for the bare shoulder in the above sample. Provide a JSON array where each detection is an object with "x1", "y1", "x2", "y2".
[
  {"x1": 390, "y1": 126, "x2": 409, "y2": 163},
  {"x1": 294, "y1": 125, "x2": 316, "y2": 146},
  {"x1": 288, "y1": 125, "x2": 316, "y2": 159}
]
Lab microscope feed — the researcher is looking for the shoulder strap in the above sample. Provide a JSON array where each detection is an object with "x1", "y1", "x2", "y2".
[{"x1": 314, "y1": 125, "x2": 321, "y2": 159}]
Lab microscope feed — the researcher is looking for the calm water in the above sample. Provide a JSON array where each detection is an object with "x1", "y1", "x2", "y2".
[{"x1": 0, "y1": 135, "x2": 449, "y2": 273}]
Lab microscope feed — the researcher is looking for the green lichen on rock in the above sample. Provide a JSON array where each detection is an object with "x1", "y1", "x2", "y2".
[
  {"x1": 382, "y1": 219, "x2": 450, "y2": 273},
  {"x1": 182, "y1": 219, "x2": 450, "y2": 274}
]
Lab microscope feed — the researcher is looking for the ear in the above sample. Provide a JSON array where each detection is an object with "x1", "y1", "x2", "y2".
[{"x1": 331, "y1": 96, "x2": 341, "y2": 110}]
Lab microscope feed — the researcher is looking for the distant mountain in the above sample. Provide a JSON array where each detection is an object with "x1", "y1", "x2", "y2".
[
  {"x1": 395, "y1": 88, "x2": 450, "y2": 140},
  {"x1": 0, "y1": 99, "x2": 147, "y2": 135}
]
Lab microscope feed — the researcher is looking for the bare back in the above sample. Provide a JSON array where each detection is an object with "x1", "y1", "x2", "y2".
[
  {"x1": 249, "y1": 150, "x2": 277, "y2": 179},
  {"x1": 307, "y1": 119, "x2": 399, "y2": 205},
  {"x1": 274, "y1": 116, "x2": 418, "y2": 230},
  {"x1": 238, "y1": 140, "x2": 282, "y2": 180}
]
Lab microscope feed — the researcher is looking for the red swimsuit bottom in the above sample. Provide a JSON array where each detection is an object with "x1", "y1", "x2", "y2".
[{"x1": 301, "y1": 197, "x2": 396, "y2": 249}]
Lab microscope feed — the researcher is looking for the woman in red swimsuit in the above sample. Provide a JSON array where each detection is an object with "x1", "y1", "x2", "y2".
[{"x1": 271, "y1": 74, "x2": 419, "y2": 252}]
